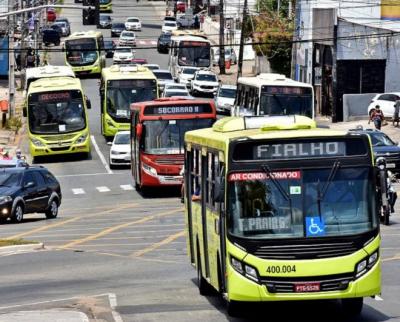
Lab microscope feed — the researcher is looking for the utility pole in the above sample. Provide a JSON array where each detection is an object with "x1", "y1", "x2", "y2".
[
  {"x1": 8, "y1": 0, "x2": 15, "y2": 118},
  {"x1": 218, "y1": 0, "x2": 225, "y2": 74},
  {"x1": 237, "y1": 0, "x2": 247, "y2": 80}
]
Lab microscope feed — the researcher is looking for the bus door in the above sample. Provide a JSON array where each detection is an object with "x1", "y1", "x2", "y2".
[
  {"x1": 131, "y1": 111, "x2": 141, "y2": 186},
  {"x1": 185, "y1": 147, "x2": 195, "y2": 264},
  {"x1": 201, "y1": 150, "x2": 210, "y2": 278}
]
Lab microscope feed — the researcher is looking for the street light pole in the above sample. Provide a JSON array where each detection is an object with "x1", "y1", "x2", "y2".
[{"x1": 237, "y1": 0, "x2": 247, "y2": 80}]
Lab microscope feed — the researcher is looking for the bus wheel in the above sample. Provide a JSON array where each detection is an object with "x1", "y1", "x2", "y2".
[
  {"x1": 342, "y1": 298, "x2": 363, "y2": 316},
  {"x1": 197, "y1": 252, "x2": 211, "y2": 295}
]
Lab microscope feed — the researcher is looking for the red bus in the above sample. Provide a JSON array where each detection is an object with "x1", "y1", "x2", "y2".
[{"x1": 130, "y1": 98, "x2": 216, "y2": 190}]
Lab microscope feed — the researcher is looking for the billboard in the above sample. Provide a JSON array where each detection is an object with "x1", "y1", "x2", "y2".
[{"x1": 381, "y1": 0, "x2": 400, "y2": 20}]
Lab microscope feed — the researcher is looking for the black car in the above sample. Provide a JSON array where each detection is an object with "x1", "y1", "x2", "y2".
[
  {"x1": 99, "y1": 14, "x2": 112, "y2": 29},
  {"x1": 0, "y1": 166, "x2": 62, "y2": 223},
  {"x1": 42, "y1": 28, "x2": 61, "y2": 46},
  {"x1": 55, "y1": 17, "x2": 71, "y2": 36},
  {"x1": 349, "y1": 128, "x2": 400, "y2": 173},
  {"x1": 111, "y1": 22, "x2": 125, "y2": 37},
  {"x1": 49, "y1": 24, "x2": 63, "y2": 37},
  {"x1": 157, "y1": 32, "x2": 171, "y2": 53},
  {"x1": 103, "y1": 40, "x2": 115, "y2": 58}
]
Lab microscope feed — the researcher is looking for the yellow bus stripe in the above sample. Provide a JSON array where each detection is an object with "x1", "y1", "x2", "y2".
[{"x1": 132, "y1": 231, "x2": 185, "y2": 257}]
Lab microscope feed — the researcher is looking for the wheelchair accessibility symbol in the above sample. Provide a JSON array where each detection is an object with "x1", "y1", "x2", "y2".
[{"x1": 306, "y1": 217, "x2": 325, "y2": 237}]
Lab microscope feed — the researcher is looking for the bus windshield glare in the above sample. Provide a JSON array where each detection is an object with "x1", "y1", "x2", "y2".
[
  {"x1": 260, "y1": 86, "x2": 313, "y2": 118},
  {"x1": 28, "y1": 90, "x2": 86, "y2": 134},
  {"x1": 228, "y1": 167, "x2": 377, "y2": 239},
  {"x1": 107, "y1": 79, "x2": 157, "y2": 119},
  {"x1": 178, "y1": 41, "x2": 210, "y2": 67},
  {"x1": 143, "y1": 118, "x2": 214, "y2": 154},
  {"x1": 66, "y1": 38, "x2": 98, "y2": 66}
]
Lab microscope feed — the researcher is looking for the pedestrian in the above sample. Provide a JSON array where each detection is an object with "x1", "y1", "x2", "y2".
[
  {"x1": 369, "y1": 105, "x2": 384, "y2": 130},
  {"x1": 394, "y1": 97, "x2": 400, "y2": 127}
]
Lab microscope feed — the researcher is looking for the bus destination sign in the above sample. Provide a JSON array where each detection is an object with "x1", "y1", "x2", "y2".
[
  {"x1": 261, "y1": 86, "x2": 312, "y2": 95},
  {"x1": 38, "y1": 92, "x2": 71, "y2": 102},
  {"x1": 144, "y1": 104, "x2": 213, "y2": 116}
]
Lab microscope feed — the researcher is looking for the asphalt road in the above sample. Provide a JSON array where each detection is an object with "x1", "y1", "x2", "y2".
[{"x1": 1, "y1": 1, "x2": 400, "y2": 321}]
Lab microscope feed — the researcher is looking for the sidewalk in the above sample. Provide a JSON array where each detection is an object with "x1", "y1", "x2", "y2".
[
  {"x1": 0, "y1": 310, "x2": 90, "y2": 322},
  {"x1": 212, "y1": 60, "x2": 255, "y2": 85}
]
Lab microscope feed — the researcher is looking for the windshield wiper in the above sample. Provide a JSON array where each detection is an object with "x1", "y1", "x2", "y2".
[
  {"x1": 316, "y1": 160, "x2": 341, "y2": 218},
  {"x1": 261, "y1": 165, "x2": 290, "y2": 201}
]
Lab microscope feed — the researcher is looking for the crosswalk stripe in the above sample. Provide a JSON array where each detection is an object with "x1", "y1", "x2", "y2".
[
  {"x1": 151, "y1": 41, "x2": 157, "y2": 45},
  {"x1": 120, "y1": 184, "x2": 134, "y2": 191},
  {"x1": 72, "y1": 188, "x2": 85, "y2": 195},
  {"x1": 97, "y1": 186, "x2": 111, "y2": 192},
  {"x1": 138, "y1": 40, "x2": 146, "y2": 45}
]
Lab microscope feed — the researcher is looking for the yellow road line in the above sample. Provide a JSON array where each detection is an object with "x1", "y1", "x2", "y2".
[
  {"x1": 382, "y1": 254, "x2": 400, "y2": 262},
  {"x1": 60, "y1": 208, "x2": 182, "y2": 250},
  {"x1": 5, "y1": 203, "x2": 137, "y2": 240},
  {"x1": 132, "y1": 231, "x2": 185, "y2": 257}
]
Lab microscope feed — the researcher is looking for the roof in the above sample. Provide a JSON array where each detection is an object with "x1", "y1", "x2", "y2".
[
  {"x1": 26, "y1": 65, "x2": 75, "y2": 81},
  {"x1": 171, "y1": 35, "x2": 210, "y2": 43},
  {"x1": 195, "y1": 70, "x2": 216, "y2": 75},
  {"x1": 67, "y1": 30, "x2": 102, "y2": 39},
  {"x1": 102, "y1": 65, "x2": 156, "y2": 80},
  {"x1": 238, "y1": 73, "x2": 313, "y2": 88},
  {"x1": 28, "y1": 77, "x2": 82, "y2": 94},
  {"x1": 152, "y1": 69, "x2": 171, "y2": 74}
]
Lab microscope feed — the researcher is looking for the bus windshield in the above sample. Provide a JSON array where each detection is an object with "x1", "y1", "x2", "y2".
[
  {"x1": 28, "y1": 90, "x2": 86, "y2": 134},
  {"x1": 107, "y1": 79, "x2": 157, "y2": 119},
  {"x1": 66, "y1": 38, "x2": 98, "y2": 66},
  {"x1": 100, "y1": 0, "x2": 111, "y2": 3},
  {"x1": 259, "y1": 86, "x2": 313, "y2": 118},
  {"x1": 178, "y1": 41, "x2": 210, "y2": 67},
  {"x1": 143, "y1": 118, "x2": 214, "y2": 154},
  {"x1": 228, "y1": 167, "x2": 377, "y2": 239}
]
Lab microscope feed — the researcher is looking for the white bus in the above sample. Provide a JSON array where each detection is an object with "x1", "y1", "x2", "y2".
[
  {"x1": 168, "y1": 32, "x2": 211, "y2": 80},
  {"x1": 233, "y1": 73, "x2": 314, "y2": 118}
]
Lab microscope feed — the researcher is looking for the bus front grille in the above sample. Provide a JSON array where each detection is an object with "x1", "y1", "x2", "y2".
[
  {"x1": 253, "y1": 242, "x2": 358, "y2": 260},
  {"x1": 50, "y1": 147, "x2": 70, "y2": 152}
]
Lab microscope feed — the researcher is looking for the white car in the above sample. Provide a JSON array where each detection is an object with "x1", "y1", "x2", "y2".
[
  {"x1": 215, "y1": 85, "x2": 237, "y2": 114},
  {"x1": 109, "y1": 131, "x2": 131, "y2": 168},
  {"x1": 113, "y1": 47, "x2": 135, "y2": 64},
  {"x1": 125, "y1": 17, "x2": 141, "y2": 31},
  {"x1": 191, "y1": 70, "x2": 219, "y2": 96},
  {"x1": 162, "y1": 21, "x2": 178, "y2": 33},
  {"x1": 152, "y1": 69, "x2": 175, "y2": 92},
  {"x1": 368, "y1": 92, "x2": 400, "y2": 117},
  {"x1": 163, "y1": 88, "x2": 192, "y2": 98},
  {"x1": 119, "y1": 31, "x2": 136, "y2": 47},
  {"x1": 165, "y1": 83, "x2": 187, "y2": 91},
  {"x1": 178, "y1": 67, "x2": 198, "y2": 88},
  {"x1": 143, "y1": 64, "x2": 160, "y2": 71}
]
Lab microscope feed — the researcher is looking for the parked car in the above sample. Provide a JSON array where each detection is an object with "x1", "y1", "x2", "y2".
[
  {"x1": 190, "y1": 70, "x2": 219, "y2": 96},
  {"x1": 152, "y1": 69, "x2": 175, "y2": 92},
  {"x1": 212, "y1": 47, "x2": 237, "y2": 66},
  {"x1": 157, "y1": 32, "x2": 171, "y2": 53},
  {"x1": 143, "y1": 64, "x2": 160, "y2": 70},
  {"x1": 103, "y1": 40, "x2": 115, "y2": 58},
  {"x1": 42, "y1": 28, "x2": 61, "y2": 46},
  {"x1": 109, "y1": 131, "x2": 130, "y2": 168},
  {"x1": 178, "y1": 67, "x2": 198, "y2": 88},
  {"x1": 47, "y1": 8, "x2": 56, "y2": 22},
  {"x1": 54, "y1": 17, "x2": 71, "y2": 36},
  {"x1": 125, "y1": 17, "x2": 142, "y2": 31},
  {"x1": 0, "y1": 166, "x2": 62, "y2": 223},
  {"x1": 349, "y1": 127, "x2": 400, "y2": 173},
  {"x1": 113, "y1": 46, "x2": 135, "y2": 64},
  {"x1": 215, "y1": 84, "x2": 237, "y2": 114},
  {"x1": 119, "y1": 30, "x2": 136, "y2": 47},
  {"x1": 367, "y1": 93, "x2": 400, "y2": 117},
  {"x1": 111, "y1": 22, "x2": 125, "y2": 37},
  {"x1": 162, "y1": 21, "x2": 178, "y2": 33},
  {"x1": 99, "y1": 14, "x2": 112, "y2": 28}
]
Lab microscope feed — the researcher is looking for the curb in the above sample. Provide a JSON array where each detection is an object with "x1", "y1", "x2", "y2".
[{"x1": 0, "y1": 242, "x2": 44, "y2": 256}]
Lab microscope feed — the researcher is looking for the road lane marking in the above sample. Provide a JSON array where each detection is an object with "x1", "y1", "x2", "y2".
[
  {"x1": 90, "y1": 135, "x2": 113, "y2": 174},
  {"x1": 132, "y1": 230, "x2": 185, "y2": 257},
  {"x1": 96, "y1": 186, "x2": 111, "y2": 192},
  {"x1": 72, "y1": 188, "x2": 85, "y2": 195},
  {"x1": 57, "y1": 172, "x2": 117, "y2": 178},
  {"x1": 382, "y1": 255, "x2": 400, "y2": 262},
  {"x1": 120, "y1": 184, "x2": 134, "y2": 190},
  {"x1": 59, "y1": 208, "x2": 183, "y2": 249},
  {"x1": 107, "y1": 293, "x2": 124, "y2": 322},
  {"x1": 5, "y1": 203, "x2": 138, "y2": 240},
  {"x1": 64, "y1": 241, "x2": 184, "y2": 247}
]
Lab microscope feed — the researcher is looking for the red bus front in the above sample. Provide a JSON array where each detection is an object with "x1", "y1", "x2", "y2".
[{"x1": 131, "y1": 98, "x2": 216, "y2": 189}]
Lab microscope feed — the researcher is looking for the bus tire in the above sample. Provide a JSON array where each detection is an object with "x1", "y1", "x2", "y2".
[
  {"x1": 342, "y1": 298, "x2": 363, "y2": 316},
  {"x1": 197, "y1": 248, "x2": 211, "y2": 295}
]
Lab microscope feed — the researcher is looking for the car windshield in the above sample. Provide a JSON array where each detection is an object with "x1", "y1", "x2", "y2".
[
  {"x1": 65, "y1": 38, "x2": 98, "y2": 66},
  {"x1": 104, "y1": 41, "x2": 113, "y2": 49},
  {"x1": 128, "y1": 18, "x2": 139, "y2": 22},
  {"x1": 165, "y1": 91, "x2": 189, "y2": 97},
  {"x1": 143, "y1": 118, "x2": 214, "y2": 154},
  {"x1": 0, "y1": 172, "x2": 21, "y2": 187},
  {"x1": 166, "y1": 85, "x2": 186, "y2": 90},
  {"x1": 114, "y1": 133, "x2": 130, "y2": 145},
  {"x1": 121, "y1": 32, "x2": 134, "y2": 38},
  {"x1": 228, "y1": 167, "x2": 377, "y2": 239},
  {"x1": 54, "y1": 22, "x2": 66, "y2": 27},
  {"x1": 183, "y1": 68, "x2": 197, "y2": 75},
  {"x1": 106, "y1": 79, "x2": 157, "y2": 120},
  {"x1": 196, "y1": 74, "x2": 217, "y2": 82},
  {"x1": 219, "y1": 88, "x2": 236, "y2": 98},
  {"x1": 165, "y1": 22, "x2": 176, "y2": 27},
  {"x1": 153, "y1": 72, "x2": 173, "y2": 80},
  {"x1": 113, "y1": 23, "x2": 124, "y2": 28},
  {"x1": 100, "y1": 15, "x2": 110, "y2": 21},
  {"x1": 28, "y1": 90, "x2": 86, "y2": 134},
  {"x1": 369, "y1": 132, "x2": 395, "y2": 146},
  {"x1": 116, "y1": 48, "x2": 131, "y2": 53},
  {"x1": 161, "y1": 34, "x2": 171, "y2": 40}
]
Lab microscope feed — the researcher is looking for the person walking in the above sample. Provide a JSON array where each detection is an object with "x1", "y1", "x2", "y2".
[
  {"x1": 394, "y1": 97, "x2": 400, "y2": 127},
  {"x1": 369, "y1": 105, "x2": 385, "y2": 130}
]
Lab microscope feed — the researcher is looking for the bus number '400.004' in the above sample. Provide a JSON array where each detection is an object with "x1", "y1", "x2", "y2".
[{"x1": 266, "y1": 265, "x2": 296, "y2": 274}]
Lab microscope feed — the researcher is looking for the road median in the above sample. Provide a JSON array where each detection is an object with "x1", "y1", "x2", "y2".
[{"x1": 0, "y1": 240, "x2": 44, "y2": 256}]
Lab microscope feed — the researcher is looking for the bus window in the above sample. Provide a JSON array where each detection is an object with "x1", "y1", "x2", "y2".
[{"x1": 191, "y1": 148, "x2": 201, "y2": 202}]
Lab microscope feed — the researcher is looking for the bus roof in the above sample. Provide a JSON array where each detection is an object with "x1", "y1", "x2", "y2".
[
  {"x1": 171, "y1": 30, "x2": 207, "y2": 38},
  {"x1": 238, "y1": 73, "x2": 313, "y2": 89},
  {"x1": 25, "y1": 65, "x2": 75, "y2": 90},
  {"x1": 66, "y1": 30, "x2": 102, "y2": 39},
  {"x1": 28, "y1": 76, "x2": 82, "y2": 94},
  {"x1": 185, "y1": 116, "x2": 351, "y2": 151},
  {"x1": 171, "y1": 35, "x2": 210, "y2": 43},
  {"x1": 101, "y1": 65, "x2": 156, "y2": 80}
]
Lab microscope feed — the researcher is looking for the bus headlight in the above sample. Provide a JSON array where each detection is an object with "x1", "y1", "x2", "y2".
[
  {"x1": 230, "y1": 255, "x2": 259, "y2": 283},
  {"x1": 31, "y1": 138, "x2": 45, "y2": 147},
  {"x1": 75, "y1": 133, "x2": 88, "y2": 144},
  {"x1": 142, "y1": 163, "x2": 157, "y2": 176},
  {"x1": 355, "y1": 250, "x2": 379, "y2": 278}
]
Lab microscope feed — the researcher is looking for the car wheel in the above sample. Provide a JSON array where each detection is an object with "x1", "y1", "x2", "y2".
[
  {"x1": 45, "y1": 199, "x2": 59, "y2": 219},
  {"x1": 12, "y1": 203, "x2": 24, "y2": 223}
]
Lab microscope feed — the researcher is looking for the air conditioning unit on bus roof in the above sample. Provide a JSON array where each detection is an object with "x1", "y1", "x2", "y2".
[{"x1": 257, "y1": 73, "x2": 286, "y2": 81}]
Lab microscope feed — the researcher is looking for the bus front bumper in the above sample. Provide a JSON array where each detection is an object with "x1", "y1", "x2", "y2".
[
  {"x1": 102, "y1": 116, "x2": 130, "y2": 137},
  {"x1": 71, "y1": 64, "x2": 102, "y2": 75},
  {"x1": 29, "y1": 134, "x2": 90, "y2": 157},
  {"x1": 100, "y1": 3, "x2": 112, "y2": 11}
]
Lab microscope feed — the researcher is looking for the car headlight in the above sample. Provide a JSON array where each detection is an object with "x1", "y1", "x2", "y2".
[
  {"x1": 31, "y1": 137, "x2": 45, "y2": 147},
  {"x1": 0, "y1": 196, "x2": 12, "y2": 204},
  {"x1": 142, "y1": 163, "x2": 157, "y2": 176},
  {"x1": 75, "y1": 133, "x2": 88, "y2": 144},
  {"x1": 230, "y1": 255, "x2": 259, "y2": 283},
  {"x1": 355, "y1": 250, "x2": 379, "y2": 278}
]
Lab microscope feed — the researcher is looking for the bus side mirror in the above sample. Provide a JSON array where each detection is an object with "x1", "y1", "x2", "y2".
[
  {"x1": 214, "y1": 175, "x2": 225, "y2": 203},
  {"x1": 85, "y1": 96, "x2": 91, "y2": 109},
  {"x1": 136, "y1": 123, "x2": 143, "y2": 138}
]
